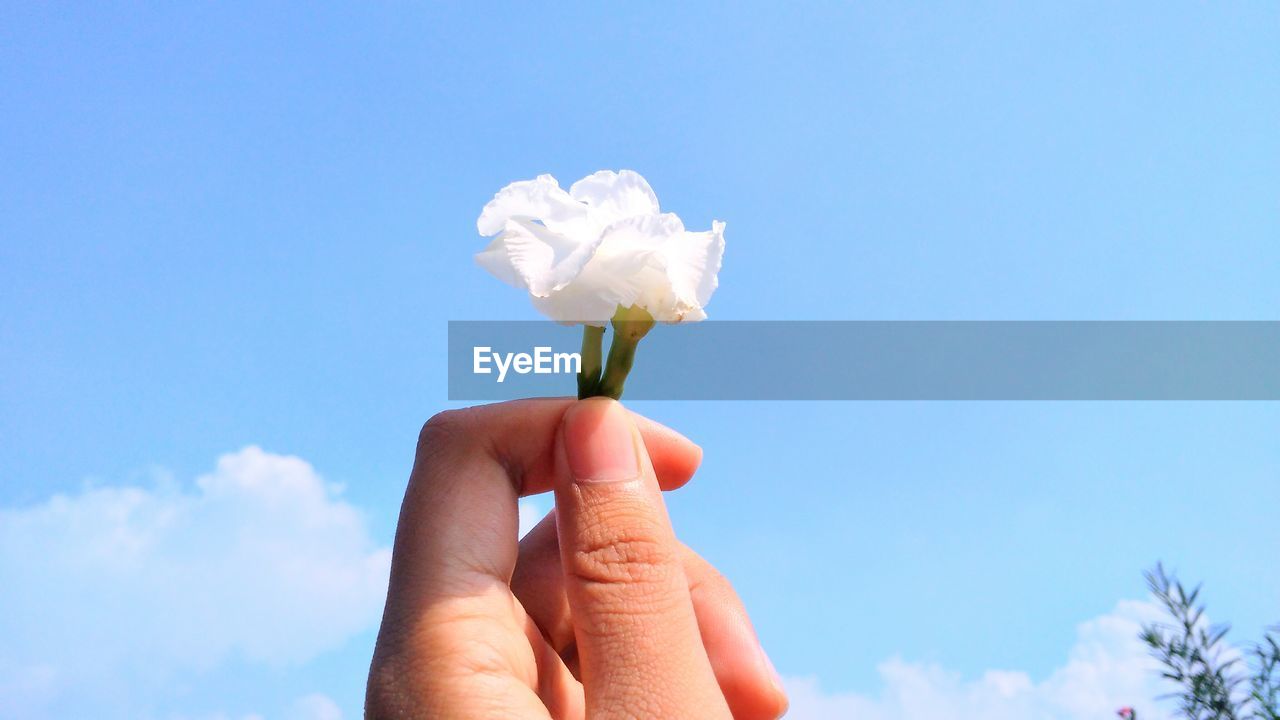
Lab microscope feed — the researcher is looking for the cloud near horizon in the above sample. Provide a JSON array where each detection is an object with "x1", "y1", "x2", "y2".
[
  {"x1": 0, "y1": 447, "x2": 391, "y2": 719},
  {"x1": 784, "y1": 599, "x2": 1175, "y2": 720},
  {"x1": 2, "y1": 448, "x2": 1181, "y2": 720}
]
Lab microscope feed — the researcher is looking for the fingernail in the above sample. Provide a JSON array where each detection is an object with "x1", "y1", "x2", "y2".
[{"x1": 563, "y1": 398, "x2": 642, "y2": 483}]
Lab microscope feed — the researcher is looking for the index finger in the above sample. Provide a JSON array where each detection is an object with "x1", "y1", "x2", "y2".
[{"x1": 419, "y1": 398, "x2": 701, "y2": 496}]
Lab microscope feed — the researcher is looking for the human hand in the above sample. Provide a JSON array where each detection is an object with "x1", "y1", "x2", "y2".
[{"x1": 366, "y1": 398, "x2": 788, "y2": 719}]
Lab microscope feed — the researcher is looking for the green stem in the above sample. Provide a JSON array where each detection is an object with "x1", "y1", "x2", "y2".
[
  {"x1": 597, "y1": 333, "x2": 639, "y2": 399},
  {"x1": 595, "y1": 306, "x2": 655, "y2": 400},
  {"x1": 576, "y1": 325, "x2": 604, "y2": 399}
]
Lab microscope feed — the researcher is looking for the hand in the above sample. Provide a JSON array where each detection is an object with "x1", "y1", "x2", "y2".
[{"x1": 366, "y1": 398, "x2": 788, "y2": 719}]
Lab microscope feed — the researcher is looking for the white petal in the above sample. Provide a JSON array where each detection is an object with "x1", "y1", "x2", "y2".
[
  {"x1": 475, "y1": 234, "x2": 525, "y2": 288},
  {"x1": 477, "y1": 174, "x2": 588, "y2": 237},
  {"x1": 598, "y1": 212, "x2": 685, "y2": 251},
  {"x1": 584, "y1": 251, "x2": 667, "y2": 311},
  {"x1": 585, "y1": 213, "x2": 684, "y2": 308},
  {"x1": 679, "y1": 306, "x2": 708, "y2": 322},
  {"x1": 569, "y1": 170, "x2": 660, "y2": 225},
  {"x1": 476, "y1": 170, "x2": 725, "y2": 326},
  {"x1": 531, "y1": 285, "x2": 621, "y2": 325},
  {"x1": 475, "y1": 218, "x2": 601, "y2": 296},
  {"x1": 542, "y1": 213, "x2": 698, "y2": 323},
  {"x1": 664, "y1": 220, "x2": 724, "y2": 313}
]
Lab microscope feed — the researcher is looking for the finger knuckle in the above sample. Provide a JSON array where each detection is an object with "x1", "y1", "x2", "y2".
[
  {"x1": 567, "y1": 519, "x2": 679, "y2": 594},
  {"x1": 414, "y1": 410, "x2": 491, "y2": 475},
  {"x1": 366, "y1": 615, "x2": 530, "y2": 718},
  {"x1": 417, "y1": 408, "x2": 475, "y2": 451}
]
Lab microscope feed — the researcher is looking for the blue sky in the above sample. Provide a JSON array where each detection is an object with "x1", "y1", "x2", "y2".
[{"x1": 2, "y1": 3, "x2": 1277, "y2": 718}]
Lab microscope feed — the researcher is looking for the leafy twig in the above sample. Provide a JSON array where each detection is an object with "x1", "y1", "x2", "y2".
[
  {"x1": 1249, "y1": 629, "x2": 1280, "y2": 720},
  {"x1": 1140, "y1": 563, "x2": 1243, "y2": 720}
]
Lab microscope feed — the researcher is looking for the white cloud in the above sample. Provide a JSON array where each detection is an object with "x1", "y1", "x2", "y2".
[
  {"x1": 784, "y1": 599, "x2": 1174, "y2": 720},
  {"x1": 0, "y1": 447, "x2": 391, "y2": 719},
  {"x1": 0, "y1": 448, "x2": 1200, "y2": 720}
]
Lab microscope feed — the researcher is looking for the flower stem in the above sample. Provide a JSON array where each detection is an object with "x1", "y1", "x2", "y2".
[
  {"x1": 597, "y1": 336, "x2": 637, "y2": 399},
  {"x1": 577, "y1": 325, "x2": 604, "y2": 399},
  {"x1": 595, "y1": 306, "x2": 655, "y2": 400}
]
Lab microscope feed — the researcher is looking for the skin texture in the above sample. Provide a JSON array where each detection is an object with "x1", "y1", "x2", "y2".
[{"x1": 366, "y1": 398, "x2": 788, "y2": 719}]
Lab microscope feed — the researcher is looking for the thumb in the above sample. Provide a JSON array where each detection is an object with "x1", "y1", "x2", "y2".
[{"x1": 553, "y1": 398, "x2": 730, "y2": 719}]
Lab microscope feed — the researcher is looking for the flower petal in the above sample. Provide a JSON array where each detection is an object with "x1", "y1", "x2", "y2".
[
  {"x1": 474, "y1": 234, "x2": 526, "y2": 288},
  {"x1": 598, "y1": 212, "x2": 685, "y2": 250},
  {"x1": 477, "y1": 174, "x2": 588, "y2": 237},
  {"x1": 475, "y1": 218, "x2": 601, "y2": 296},
  {"x1": 664, "y1": 220, "x2": 725, "y2": 310},
  {"x1": 531, "y1": 284, "x2": 623, "y2": 325},
  {"x1": 586, "y1": 214, "x2": 684, "y2": 309},
  {"x1": 569, "y1": 170, "x2": 660, "y2": 226}
]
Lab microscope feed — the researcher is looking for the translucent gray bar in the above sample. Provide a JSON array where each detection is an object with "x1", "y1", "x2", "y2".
[{"x1": 448, "y1": 321, "x2": 1280, "y2": 400}]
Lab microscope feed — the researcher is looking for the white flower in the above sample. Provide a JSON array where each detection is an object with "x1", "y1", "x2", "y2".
[{"x1": 475, "y1": 170, "x2": 725, "y2": 324}]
